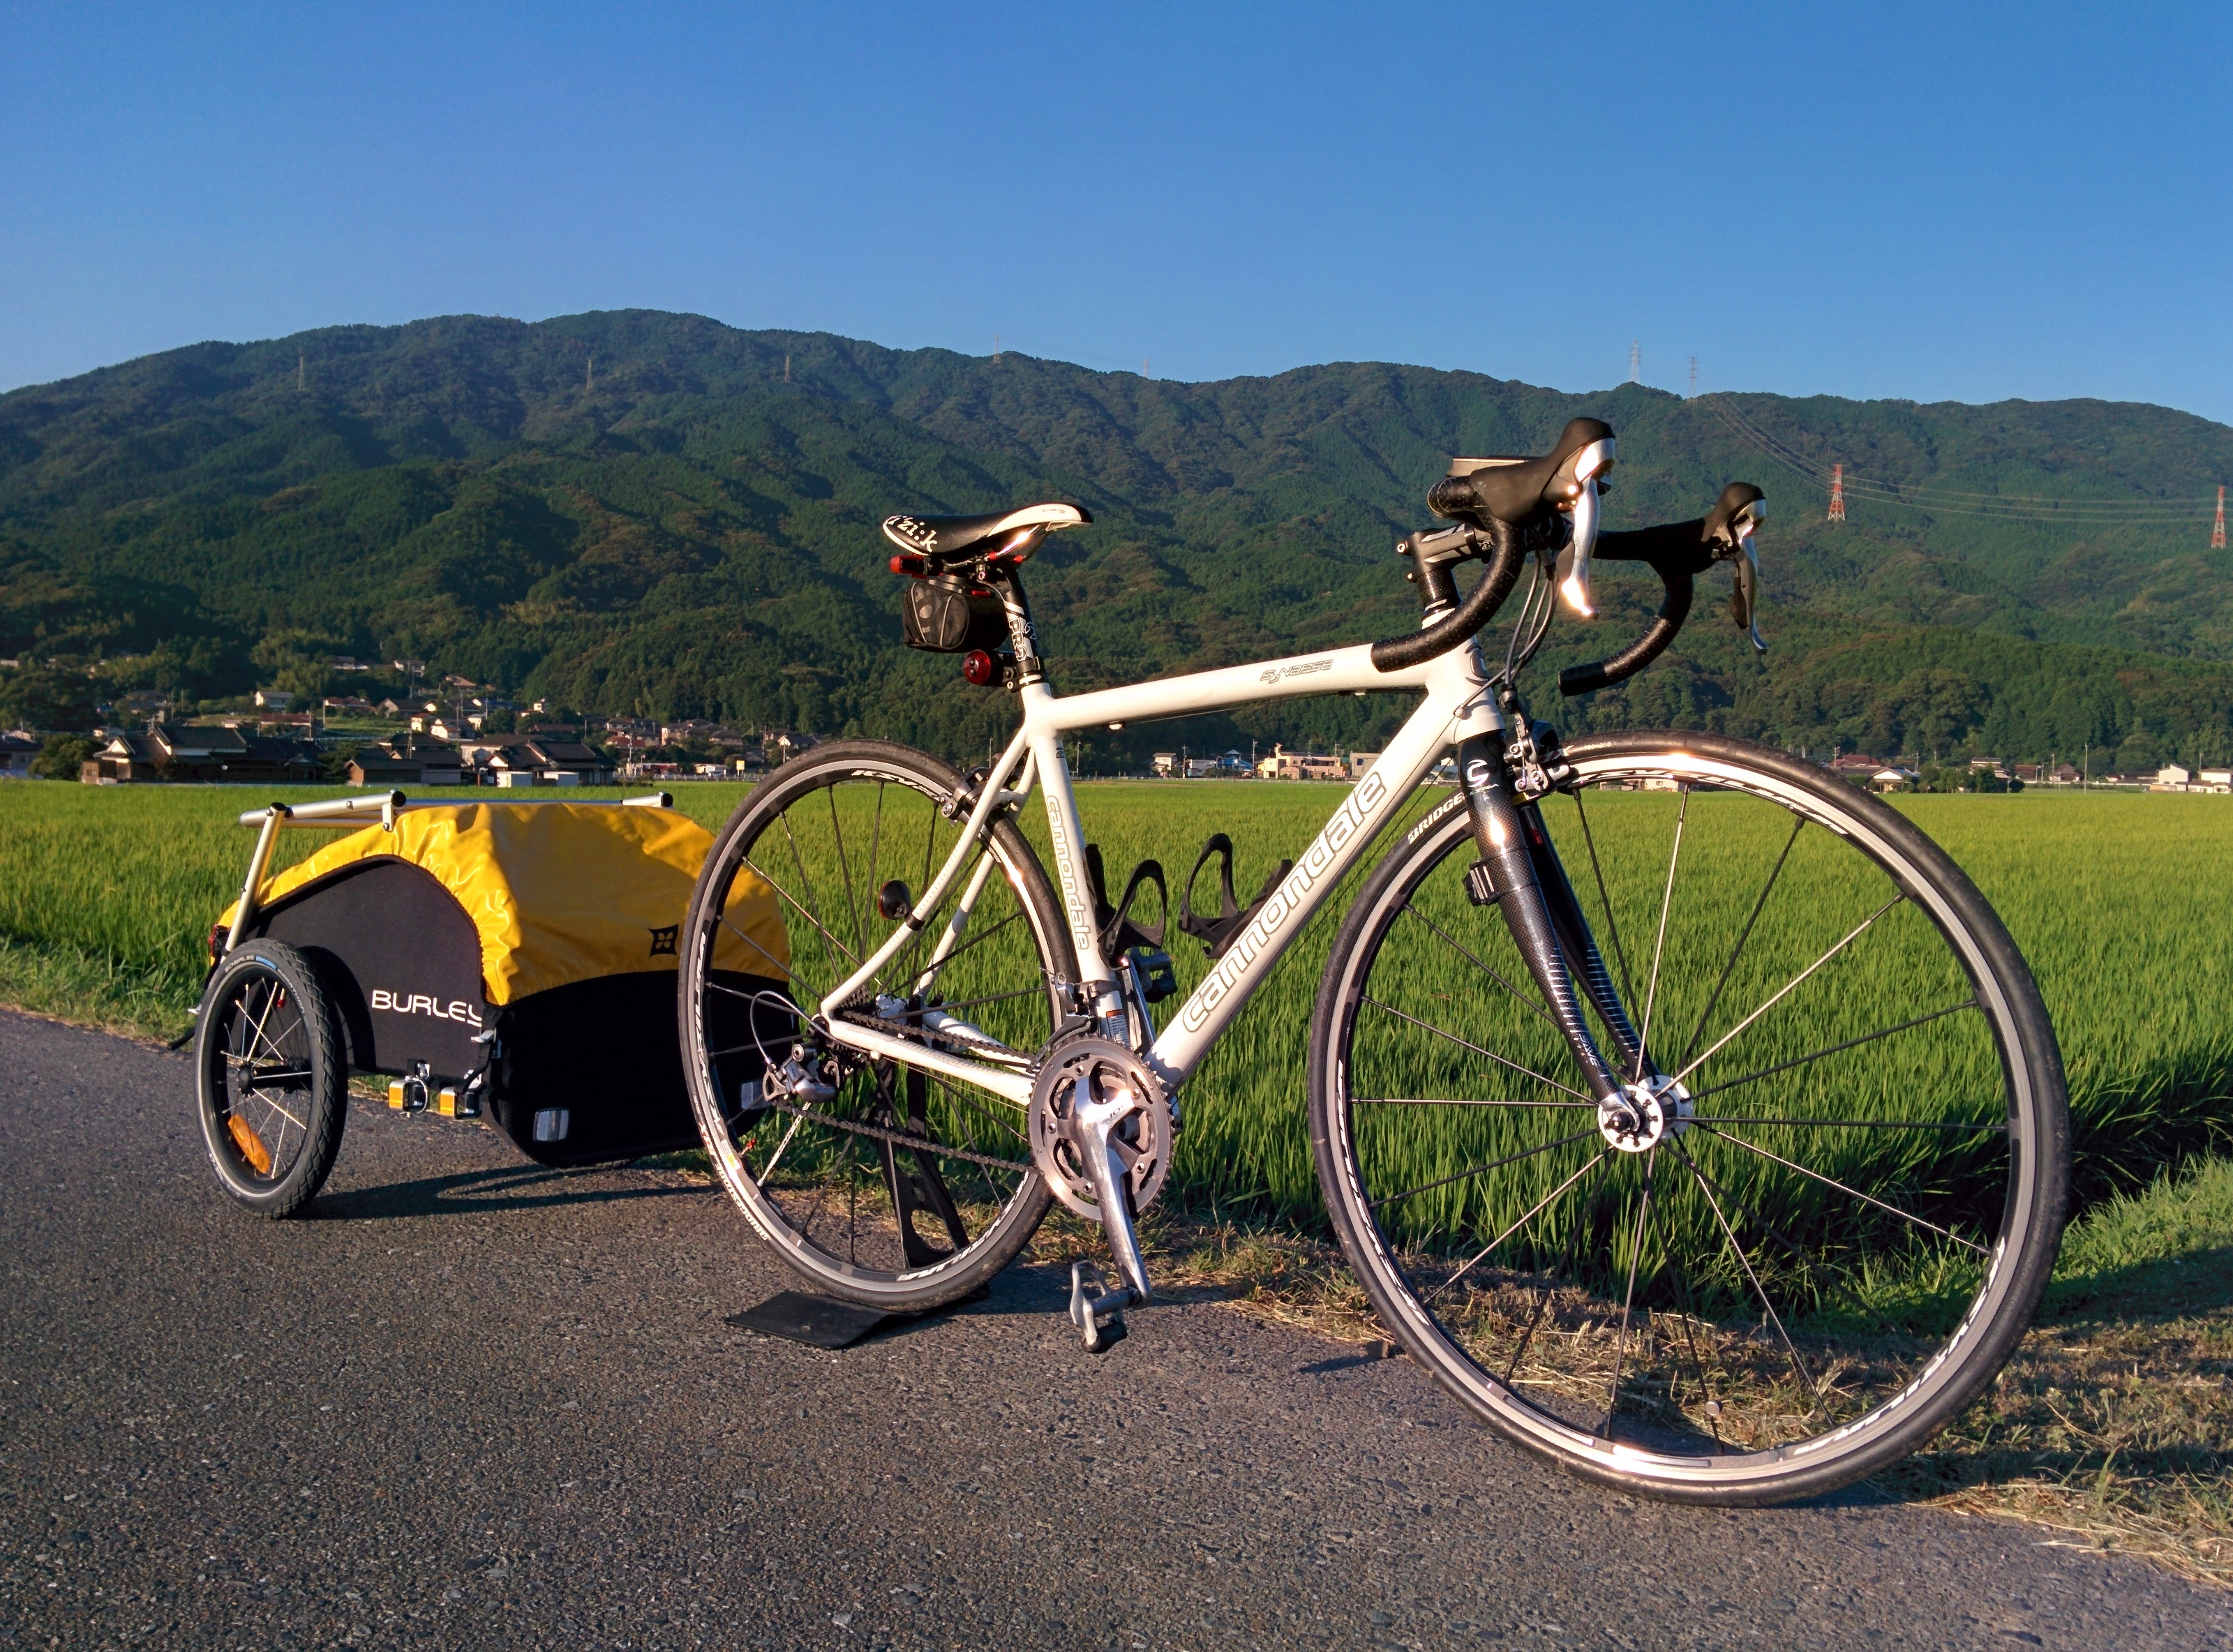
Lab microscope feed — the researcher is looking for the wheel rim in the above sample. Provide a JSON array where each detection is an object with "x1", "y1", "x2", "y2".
[
  {"x1": 686, "y1": 758, "x2": 1063, "y2": 1287},
  {"x1": 1327, "y1": 748, "x2": 2054, "y2": 1489},
  {"x1": 206, "y1": 967, "x2": 320, "y2": 1187}
]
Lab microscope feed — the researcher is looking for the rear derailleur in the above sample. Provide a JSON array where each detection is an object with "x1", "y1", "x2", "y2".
[{"x1": 1028, "y1": 1036, "x2": 1173, "y2": 1352}]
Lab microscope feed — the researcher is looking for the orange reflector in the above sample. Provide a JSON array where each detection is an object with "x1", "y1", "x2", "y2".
[{"x1": 227, "y1": 1113, "x2": 273, "y2": 1176}]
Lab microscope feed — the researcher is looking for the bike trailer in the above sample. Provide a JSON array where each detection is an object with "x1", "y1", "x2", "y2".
[{"x1": 211, "y1": 795, "x2": 789, "y2": 1167}]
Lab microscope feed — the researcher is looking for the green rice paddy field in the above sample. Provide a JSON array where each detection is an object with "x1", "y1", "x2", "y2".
[{"x1": 1, "y1": 776, "x2": 2227, "y2": 1220}]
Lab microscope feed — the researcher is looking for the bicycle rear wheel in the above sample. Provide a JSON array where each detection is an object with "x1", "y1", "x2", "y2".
[
  {"x1": 678, "y1": 740, "x2": 1074, "y2": 1311},
  {"x1": 1308, "y1": 730, "x2": 2069, "y2": 1503}
]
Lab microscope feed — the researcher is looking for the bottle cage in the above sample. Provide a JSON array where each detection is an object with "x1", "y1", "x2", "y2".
[{"x1": 1175, "y1": 834, "x2": 1293, "y2": 961}]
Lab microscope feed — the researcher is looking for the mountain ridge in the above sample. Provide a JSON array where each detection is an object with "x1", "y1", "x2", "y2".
[{"x1": 3, "y1": 310, "x2": 2230, "y2": 771}]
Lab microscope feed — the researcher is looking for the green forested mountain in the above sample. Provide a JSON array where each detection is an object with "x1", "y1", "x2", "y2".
[{"x1": 3, "y1": 309, "x2": 2230, "y2": 769}]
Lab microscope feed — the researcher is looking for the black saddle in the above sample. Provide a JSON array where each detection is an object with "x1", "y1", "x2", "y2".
[
  {"x1": 882, "y1": 502, "x2": 1093, "y2": 566},
  {"x1": 1428, "y1": 417, "x2": 1613, "y2": 527}
]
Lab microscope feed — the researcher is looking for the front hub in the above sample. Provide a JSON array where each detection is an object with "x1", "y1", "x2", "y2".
[{"x1": 1597, "y1": 1078, "x2": 1691, "y2": 1154}]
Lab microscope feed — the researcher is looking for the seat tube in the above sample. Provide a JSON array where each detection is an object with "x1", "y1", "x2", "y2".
[{"x1": 1456, "y1": 737, "x2": 1623, "y2": 1103}]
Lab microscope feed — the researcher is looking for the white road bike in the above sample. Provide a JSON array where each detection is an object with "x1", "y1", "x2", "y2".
[{"x1": 678, "y1": 417, "x2": 2069, "y2": 1504}]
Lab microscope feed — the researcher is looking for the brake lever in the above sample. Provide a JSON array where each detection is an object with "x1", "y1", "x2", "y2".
[{"x1": 1732, "y1": 537, "x2": 1765, "y2": 654}]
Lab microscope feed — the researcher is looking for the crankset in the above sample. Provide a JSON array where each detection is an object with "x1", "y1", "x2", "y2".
[{"x1": 1028, "y1": 1036, "x2": 1171, "y2": 1349}]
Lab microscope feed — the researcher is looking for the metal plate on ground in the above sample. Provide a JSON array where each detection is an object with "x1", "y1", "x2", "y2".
[
  {"x1": 726, "y1": 1291, "x2": 897, "y2": 1349},
  {"x1": 724, "y1": 1284, "x2": 994, "y2": 1349}
]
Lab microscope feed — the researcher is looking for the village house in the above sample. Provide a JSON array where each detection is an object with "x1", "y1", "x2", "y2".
[
  {"x1": 346, "y1": 739, "x2": 465, "y2": 787},
  {"x1": 2151, "y1": 765, "x2": 2194, "y2": 792},
  {"x1": 456, "y1": 736, "x2": 616, "y2": 787},
  {"x1": 2197, "y1": 767, "x2": 2233, "y2": 793},
  {"x1": 1, "y1": 730, "x2": 39, "y2": 778},
  {"x1": 83, "y1": 721, "x2": 320, "y2": 784},
  {"x1": 1257, "y1": 744, "x2": 1344, "y2": 781}
]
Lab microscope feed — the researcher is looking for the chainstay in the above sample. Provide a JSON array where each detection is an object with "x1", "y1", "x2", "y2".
[
  {"x1": 837, "y1": 1007, "x2": 1026, "y2": 1059},
  {"x1": 756, "y1": 1097, "x2": 1033, "y2": 1176}
]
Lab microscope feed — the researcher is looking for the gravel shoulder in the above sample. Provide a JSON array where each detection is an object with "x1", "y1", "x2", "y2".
[{"x1": 2, "y1": 1009, "x2": 2225, "y2": 1651}]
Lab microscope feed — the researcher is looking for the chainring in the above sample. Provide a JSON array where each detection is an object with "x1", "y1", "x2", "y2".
[{"x1": 1026, "y1": 1036, "x2": 1172, "y2": 1222}]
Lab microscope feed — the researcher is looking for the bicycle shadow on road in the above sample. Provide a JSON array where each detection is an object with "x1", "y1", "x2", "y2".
[{"x1": 305, "y1": 1163, "x2": 706, "y2": 1222}]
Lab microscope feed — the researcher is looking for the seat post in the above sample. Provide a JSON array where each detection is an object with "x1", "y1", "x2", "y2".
[{"x1": 988, "y1": 566, "x2": 1045, "y2": 686}]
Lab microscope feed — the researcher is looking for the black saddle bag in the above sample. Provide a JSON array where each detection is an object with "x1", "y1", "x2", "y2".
[{"x1": 902, "y1": 575, "x2": 1009, "y2": 654}]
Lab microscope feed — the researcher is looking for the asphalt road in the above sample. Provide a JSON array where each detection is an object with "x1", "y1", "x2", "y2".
[{"x1": 1, "y1": 1009, "x2": 2225, "y2": 1652}]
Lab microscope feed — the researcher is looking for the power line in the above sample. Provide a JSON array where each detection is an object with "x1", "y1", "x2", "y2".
[{"x1": 1700, "y1": 395, "x2": 2216, "y2": 522}]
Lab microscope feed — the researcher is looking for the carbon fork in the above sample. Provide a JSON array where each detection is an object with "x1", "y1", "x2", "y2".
[{"x1": 1456, "y1": 736, "x2": 1629, "y2": 1104}]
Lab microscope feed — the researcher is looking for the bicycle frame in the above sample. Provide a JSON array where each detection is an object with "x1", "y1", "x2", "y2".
[{"x1": 817, "y1": 636, "x2": 1507, "y2": 1104}]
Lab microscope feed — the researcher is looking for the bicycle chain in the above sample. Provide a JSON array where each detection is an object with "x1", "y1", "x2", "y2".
[{"x1": 754, "y1": 1096, "x2": 1031, "y2": 1176}]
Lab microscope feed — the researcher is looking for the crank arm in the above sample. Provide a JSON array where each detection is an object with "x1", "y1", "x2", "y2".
[{"x1": 1077, "y1": 1101, "x2": 1153, "y2": 1304}]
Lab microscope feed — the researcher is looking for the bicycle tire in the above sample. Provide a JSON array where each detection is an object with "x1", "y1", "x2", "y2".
[
  {"x1": 1308, "y1": 730, "x2": 2069, "y2": 1504},
  {"x1": 678, "y1": 739, "x2": 1076, "y2": 1311},
  {"x1": 194, "y1": 940, "x2": 348, "y2": 1219}
]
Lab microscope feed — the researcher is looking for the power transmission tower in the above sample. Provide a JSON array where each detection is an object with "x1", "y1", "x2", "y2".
[
  {"x1": 1828, "y1": 463, "x2": 1848, "y2": 523},
  {"x1": 587, "y1": 354, "x2": 595, "y2": 393},
  {"x1": 1142, "y1": 359, "x2": 1150, "y2": 379},
  {"x1": 1628, "y1": 341, "x2": 1640, "y2": 383},
  {"x1": 784, "y1": 353, "x2": 791, "y2": 384},
  {"x1": 2214, "y1": 485, "x2": 2227, "y2": 550},
  {"x1": 1687, "y1": 356, "x2": 1697, "y2": 398},
  {"x1": 994, "y1": 333, "x2": 1001, "y2": 363},
  {"x1": 298, "y1": 352, "x2": 306, "y2": 391}
]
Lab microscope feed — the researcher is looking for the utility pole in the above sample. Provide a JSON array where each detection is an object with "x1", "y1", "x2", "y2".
[
  {"x1": 1828, "y1": 463, "x2": 1848, "y2": 523},
  {"x1": 1628, "y1": 341, "x2": 1641, "y2": 383},
  {"x1": 1687, "y1": 356, "x2": 1697, "y2": 398},
  {"x1": 2213, "y1": 485, "x2": 2227, "y2": 550}
]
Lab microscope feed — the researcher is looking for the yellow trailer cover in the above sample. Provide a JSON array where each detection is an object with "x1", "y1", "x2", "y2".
[{"x1": 218, "y1": 802, "x2": 787, "y2": 1006}]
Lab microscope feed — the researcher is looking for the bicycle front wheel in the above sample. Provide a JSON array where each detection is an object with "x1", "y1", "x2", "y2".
[
  {"x1": 679, "y1": 739, "x2": 1075, "y2": 1311},
  {"x1": 1308, "y1": 730, "x2": 2068, "y2": 1503}
]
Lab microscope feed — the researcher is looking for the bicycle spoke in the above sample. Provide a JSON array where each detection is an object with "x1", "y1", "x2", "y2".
[
  {"x1": 1603, "y1": 1150, "x2": 1659, "y2": 1436},
  {"x1": 745, "y1": 853, "x2": 860, "y2": 973},
  {"x1": 712, "y1": 913, "x2": 807, "y2": 993},
  {"x1": 828, "y1": 786, "x2": 865, "y2": 962},
  {"x1": 1634, "y1": 787, "x2": 1689, "y2": 1081},
  {"x1": 1671, "y1": 894, "x2": 1905, "y2": 1087},
  {"x1": 1428, "y1": 1151, "x2": 1607, "y2": 1304},
  {"x1": 1689, "y1": 1113, "x2": 2004, "y2": 1133},
  {"x1": 1502, "y1": 1195, "x2": 1587, "y2": 1383},
  {"x1": 1662, "y1": 1255, "x2": 1725, "y2": 1446},
  {"x1": 1571, "y1": 788, "x2": 1638, "y2": 1013},
  {"x1": 1398, "y1": 903, "x2": 1556, "y2": 1028},
  {"x1": 1355, "y1": 1095, "x2": 1595, "y2": 1110},
  {"x1": 1671, "y1": 1137, "x2": 1821, "y2": 1413},
  {"x1": 1680, "y1": 815, "x2": 1804, "y2": 1069},
  {"x1": 1370, "y1": 1127, "x2": 1597, "y2": 1212},
  {"x1": 777, "y1": 811, "x2": 847, "y2": 981},
  {"x1": 1360, "y1": 995, "x2": 1592, "y2": 1102},
  {"x1": 1690, "y1": 1124, "x2": 1988, "y2": 1254},
  {"x1": 1685, "y1": 998, "x2": 1981, "y2": 1105},
  {"x1": 864, "y1": 781, "x2": 887, "y2": 945},
  {"x1": 924, "y1": 983, "x2": 1045, "y2": 1016}
]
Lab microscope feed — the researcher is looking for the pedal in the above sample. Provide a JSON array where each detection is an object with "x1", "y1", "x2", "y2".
[{"x1": 1068, "y1": 1262, "x2": 1131, "y2": 1352}]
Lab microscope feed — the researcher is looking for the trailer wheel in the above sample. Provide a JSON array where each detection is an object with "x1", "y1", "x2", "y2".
[{"x1": 194, "y1": 940, "x2": 347, "y2": 1218}]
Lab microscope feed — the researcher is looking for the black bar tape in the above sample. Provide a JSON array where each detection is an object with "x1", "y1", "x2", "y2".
[{"x1": 1370, "y1": 520, "x2": 1528, "y2": 673}]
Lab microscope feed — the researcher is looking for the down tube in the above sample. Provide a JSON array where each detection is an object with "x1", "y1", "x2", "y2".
[{"x1": 1149, "y1": 686, "x2": 1489, "y2": 1087}]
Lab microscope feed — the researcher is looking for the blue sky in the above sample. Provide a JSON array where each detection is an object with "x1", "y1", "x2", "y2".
[{"x1": 5, "y1": 2, "x2": 2228, "y2": 420}]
